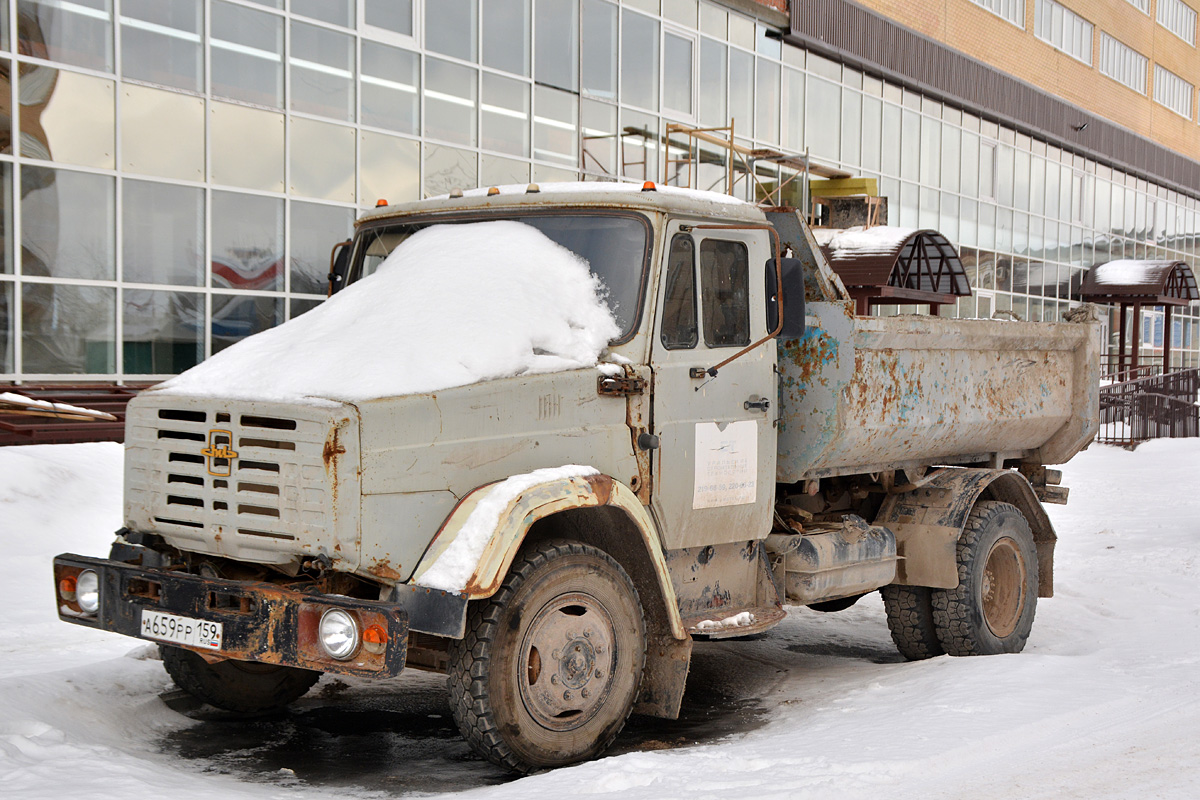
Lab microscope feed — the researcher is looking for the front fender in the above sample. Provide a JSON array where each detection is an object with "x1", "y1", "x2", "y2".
[{"x1": 410, "y1": 471, "x2": 685, "y2": 639}]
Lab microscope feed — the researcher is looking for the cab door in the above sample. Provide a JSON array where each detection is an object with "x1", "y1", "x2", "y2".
[{"x1": 649, "y1": 223, "x2": 777, "y2": 550}]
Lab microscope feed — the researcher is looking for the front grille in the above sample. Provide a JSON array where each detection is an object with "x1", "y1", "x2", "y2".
[{"x1": 125, "y1": 398, "x2": 351, "y2": 563}]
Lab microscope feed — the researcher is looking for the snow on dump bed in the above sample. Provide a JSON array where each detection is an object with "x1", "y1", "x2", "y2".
[
  {"x1": 812, "y1": 225, "x2": 917, "y2": 255},
  {"x1": 155, "y1": 221, "x2": 620, "y2": 404}
]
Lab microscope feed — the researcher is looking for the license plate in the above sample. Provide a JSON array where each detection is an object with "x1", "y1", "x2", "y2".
[{"x1": 140, "y1": 609, "x2": 223, "y2": 650}]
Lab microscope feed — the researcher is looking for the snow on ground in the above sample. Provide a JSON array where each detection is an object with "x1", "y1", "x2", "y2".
[
  {"x1": 157, "y1": 221, "x2": 620, "y2": 405},
  {"x1": 2, "y1": 440, "x2": 1199, "y2": 799}
]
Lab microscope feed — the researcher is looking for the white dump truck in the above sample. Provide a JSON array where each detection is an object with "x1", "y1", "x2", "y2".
[{"x1": 53, "y1": 184, "x2": 1099, "y2": 772}]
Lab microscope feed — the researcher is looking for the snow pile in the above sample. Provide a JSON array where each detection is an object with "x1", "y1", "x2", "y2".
[
  {"x1": 440, "y1": 181, "x2": 754, "y2": 210},
  {"x1": 696, "y1": 611, "x2": 756, "y2": 631},
  {"x1": 4, "y1": 441, "x2": 1200, "y2": 798},
  {"x1": 815, "y1": 225, "x2": 917, "y2": 256},
  {"x1": 415, "y1": 465, "x2": 599, "y2": 592},
  {"x1": 0, "y1": 392, "x2": 116, "y2": 420},
  {"x1": 155, "y1": 221, "x2": 621, "y2": 404}
]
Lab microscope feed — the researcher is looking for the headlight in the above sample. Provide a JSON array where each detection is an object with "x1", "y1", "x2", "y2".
[
  {"x1": 318, "y1": 608, "x2": 360, "y2": 660},
  {"x1": 76, "y1": 570, "x2": 100, "y2": 615}
]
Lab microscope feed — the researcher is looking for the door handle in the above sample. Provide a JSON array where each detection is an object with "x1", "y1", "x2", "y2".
[{"x1": 744, "y1": 396, "x2": 770, "y2": 412}]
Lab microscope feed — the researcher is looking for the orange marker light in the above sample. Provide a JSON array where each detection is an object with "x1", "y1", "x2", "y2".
[
  {"x1": 641, "y1": 181, "x2": 657, "y2": 192},
  {"x1": 487, "y1": 186, "x2": 500, "y2": 196},
  {"x1": 59, "y1": 576, "x2": 77, "y2": 598},
  {"x1": 375, "y1": 198, "x2": 388, "y2": 207},
  {"x1": 363, "y1": 625, "x2": 387, "y2": 645}
]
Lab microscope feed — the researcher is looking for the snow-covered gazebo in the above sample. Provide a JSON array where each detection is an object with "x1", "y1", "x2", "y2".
[
  {"x1": 1080, "y1": 260, "x2": 1199, "y2": 378},
  {"x1": 814, "y1": 227, "x2": 972, "y2": 315}
]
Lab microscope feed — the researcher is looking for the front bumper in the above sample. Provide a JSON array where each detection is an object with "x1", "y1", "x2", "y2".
[{"x1": 53, "y1": 553, "x2": 465, "y2": 677}]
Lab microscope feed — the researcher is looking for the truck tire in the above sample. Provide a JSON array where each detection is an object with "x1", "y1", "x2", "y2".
[
  {"x1": 447, "y1": 540, "x2": 647, "y2": 773},
  {"x1": 931, "y1": 501, "x2": 1039, "y2": 656},
  {"x1": 160, "y1": 646, "x2": 321, "y2": 713},
  {"x1": 879, "y1": 585, "x2": 945, "y2": 660}
]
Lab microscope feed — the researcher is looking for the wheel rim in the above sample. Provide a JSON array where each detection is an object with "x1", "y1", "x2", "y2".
[
  {"x1": 981, "y1": 536, "x2": 1027, "y2": 638},
  {"x1": 517, "y1": 591, "x2": 617, "y2": 732}
]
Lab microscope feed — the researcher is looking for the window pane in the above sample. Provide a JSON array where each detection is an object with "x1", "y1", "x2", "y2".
[
  {"x1": 211, "y1": 0, "x2": 283, "y2": 107},
  {"x1": 484, "y1": 0, "x2": 530, "y2": 76},
  {"x1": 481, "y1": 155, "x2": 530, "y2": 186},
  {"x1": 359, "y1": 131, "x2": 420, "y2": 205},
  {"x1": 364, "y1": 0, "x2": 412, "y2": 36},
  {"x1": 839, "y1": 88, "x2": 860, "y2": 165},
  {"x1": 661, "y1": 234, "x2": 697, "y2": 349},
  {"x1": 18, "y1": 0, "x2": 112, "y2": 72},
  {"x1": 900, "y1": 109, "x2": 919, "y2": 181},
  {"x1": 756, "y1": 58, "x2": 780, "y2": 143},
  {"x1": 212, "y1": 293, "x2": 283, "y2": 354},
  {"x1": 22, "y1": 284, "x2": 115, "y2": 373},
  {"x1": 362, "y1": 41, "x2": 419, "y2": 134},
  {"x1": 290, "y1": 202, "x2": 353, "y2": 296},
  {"x1": 21, "y1": 69, "x2": 115, "y2": 169},
  {"x1": 426, "y1": 0, "x2": 477, "y2": 62},
  {"x1": 540, "y1": 0, "x2": 580, "y2": 91},
  {"x1": 123, "y1": 289, "x2": 203, "y2": 374},
  {"x1": 664, "y1": 32, "x2": 694, "y2": 117},
  {"x1": 621, "y1": 11, "x2": 658, "y2": 109},
  {"x1": 700, "y1": 239, "x2": 749, "y2": 347},
  {"x1": 292, "y1": 0, "x2": 352, "y2": 27},
  {"x1": 784, "y1": 66, "x2": 805, "y2": 152},
  {"x1": 122, "y1": 180, "x2": 203, "y2": 286},
  {"x1": 881, "y1": 103, "x2": 900, "y2": 176},
  {"x1": 21, "y1": 167, "x2": 115, "y2": 281},
  {"x1": 483, "y1": 72, "x2": 530, "y2": 157},
  {"x1": 0, "y1": 282, "x2": 12, "y2": 373},
  {"x1": 121, "y1": 83, "x2": 204, "y2": 181},
  {"x1": 290, "y1": 118, "x2": 356, "y2": 201},
  {"x1": 729, "y1": 48, "x2": 753, "y2": 136},
  {"x1": 805, "y1": 76, "x2": 840, "y2": 161},
  {"x1": 941, "y1": 123, "x2": 960, "y2": 194},
  {"x1": 120, "y1": 0, "x2": 202, "y2": 91},
  {"x1": 290, "y1": 21, "x2": 354, "y2": 121},
  {"x1": 0, "y1": 164, "x2": 11, "y2": 275},
  {"x1": 534, "y1": 85, "x2": 576, "y2": 165},
  {"x1": 581, "y1": 99, "x2": 617, "y2": 176},
  {"x1": 581, "y1": 0, "x2": 615, "y2": 97},
  {"x1": 425, "y1": 57, "x2": 477, "y2": 147},
  {"x1": 210, "y1": 101, "x2": 284, "y2": 192},
  {"x1": 424, "y1": 144, "x2": 477, "y2": 198},
  {"x1": 211, "y1": 191, "x2": 283, "y2": 292},
  {"x1": 700, "y1": 39, "x2": 727, "y2": 128},
  {"x1": 621, "y1": 109, "x2": 657, "y2": 181}
]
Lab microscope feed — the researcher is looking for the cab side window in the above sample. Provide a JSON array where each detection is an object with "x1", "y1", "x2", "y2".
[
  {"x1": 700, "y1": 239, "x2": 750, "y2": 347},
  {"x1": 661, "y1": 233, "x2": 698, "y2": 349}
]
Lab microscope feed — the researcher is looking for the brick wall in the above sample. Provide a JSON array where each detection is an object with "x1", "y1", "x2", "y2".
[
  {"x1": 752, "y1": 0, "x2": 789, "y2": 12},
  {"x1": 853, "y1": 0, "x2": 1200, "y2": 163}
]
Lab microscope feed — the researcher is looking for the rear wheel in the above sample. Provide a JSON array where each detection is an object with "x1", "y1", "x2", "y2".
[
  {"x1": 931, "y1": 501, "x2": 1039, "y2": 656},
  {"x1": 448, "y1": 540, "x2": 646, "y2": 773},
  {"x1": 880, "y1": 585, "x2": 944, "y2": 660},
  {"x1": 160, "y1": 646, "x2": 321, "y2": 713}
]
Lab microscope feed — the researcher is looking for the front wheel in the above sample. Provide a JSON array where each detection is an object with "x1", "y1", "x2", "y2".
[
  {"x1": 160, "y1": 646, "x2": 321, "y2": 713},
  {"x1": 931, "y1": 501, "x2": 1039, "y2": 656},
  {"x1": 448, "y1": 540, "x2": 647, "y2": 773}
]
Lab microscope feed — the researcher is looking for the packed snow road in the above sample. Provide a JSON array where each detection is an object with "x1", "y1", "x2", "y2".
[{"x1": 2, "y1": 441, "x2": 1197, "y2": 799}]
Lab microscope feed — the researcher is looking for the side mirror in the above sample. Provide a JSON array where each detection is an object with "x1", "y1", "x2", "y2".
[
  {"x1": 327, "y1": 239, "x2": 353, "y2": 296},
  {"x1": 765, "y1": 257, "x2": 806, "y2": 339}
]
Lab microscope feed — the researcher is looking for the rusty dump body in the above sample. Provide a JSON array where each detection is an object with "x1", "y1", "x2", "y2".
[{"x1": 775, "y1": 299, "x2": 1100, "y2": 482}]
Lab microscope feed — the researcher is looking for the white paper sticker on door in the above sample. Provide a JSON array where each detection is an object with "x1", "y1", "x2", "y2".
[{"x1": 693, "y1": 420, "x2": 758, "y2": 509}]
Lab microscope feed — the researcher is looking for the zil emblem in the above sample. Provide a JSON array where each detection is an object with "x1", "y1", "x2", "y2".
[{"x1": 201, "y1": 430, "x2": 238, "y2": 477}]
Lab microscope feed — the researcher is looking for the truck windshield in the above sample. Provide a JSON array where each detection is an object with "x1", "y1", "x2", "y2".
[{"x1": 352, "y1": 212, "x2": 650, "y2": 341}]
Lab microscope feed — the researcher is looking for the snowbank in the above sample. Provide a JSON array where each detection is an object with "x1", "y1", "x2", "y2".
[
  {"x1": 415, "y1": 465, "x2": 599, "y2": 592},
  {"x1": 814, "y1": 225, "x2": 917, "y2": 255},
  {"x1": 4, "y1": 440, "x2": 1200, "y2": 799},
  {"x1": 155, "y1": 221, "x2": 621, "y2": 404}
]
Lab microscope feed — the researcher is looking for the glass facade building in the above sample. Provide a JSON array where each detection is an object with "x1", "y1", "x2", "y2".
[{"x1": 1, "y1": 0, "x2": 1198, "y2": 382}]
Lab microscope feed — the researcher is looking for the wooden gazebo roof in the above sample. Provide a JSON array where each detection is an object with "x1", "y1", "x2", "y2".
[
  {"x1": 1080, "y1": 260, "x2": 1199, "y2": 306},
  {"x1": 815, "y1": 227, "x2": 972, "y2": 313}
]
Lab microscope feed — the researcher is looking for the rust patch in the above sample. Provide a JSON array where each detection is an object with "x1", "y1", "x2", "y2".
[
  {"x1": 368, "y1": 560, "x2": 403, "y2": 581},
  {"x1": 585, "y1": 473, "x2": 613, "y2": 505},
  {"x1": 323, "y1": 427, "x2": 346, "y2": 469}
]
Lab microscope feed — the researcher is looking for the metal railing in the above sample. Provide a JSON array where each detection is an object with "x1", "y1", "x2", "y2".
[{"x1": 1098, "y1": 368, "x2": 1200, "y2": 447}]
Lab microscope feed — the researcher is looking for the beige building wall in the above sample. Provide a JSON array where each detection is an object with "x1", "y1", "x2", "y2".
[{"x1": 853, "y1": 0, "x2": 1200, "y2": 162}]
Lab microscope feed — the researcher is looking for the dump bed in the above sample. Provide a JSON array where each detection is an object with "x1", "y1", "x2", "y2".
[{"x1": 776, "y1": 300, "x2": 1100, "y2": 482}]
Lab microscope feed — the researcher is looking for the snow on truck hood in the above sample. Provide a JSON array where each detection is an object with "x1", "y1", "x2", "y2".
[{"x1": 154, "y1": 221, "x2": 621, "y2": 405}]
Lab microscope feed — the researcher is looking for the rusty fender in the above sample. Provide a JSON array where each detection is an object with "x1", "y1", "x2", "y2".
[
  {"x1": 410, "y1": 473, "x2": 686, "y2": 640},
  {"x1": 875, "y1": 467, "x2": 1056, "y2": 597}
]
